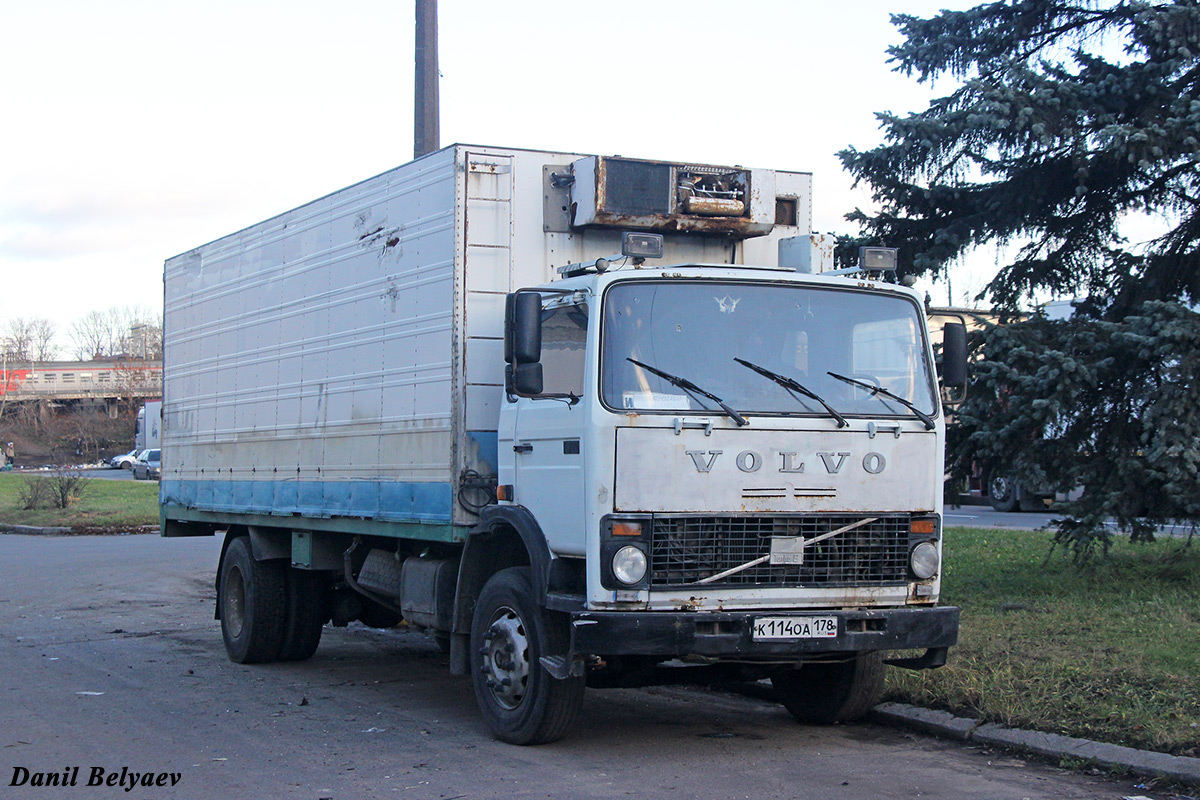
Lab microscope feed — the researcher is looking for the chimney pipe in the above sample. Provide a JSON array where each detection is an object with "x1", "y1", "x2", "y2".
[{"x1": 414, "y1": 0, "x2": 440, "y2": 159}]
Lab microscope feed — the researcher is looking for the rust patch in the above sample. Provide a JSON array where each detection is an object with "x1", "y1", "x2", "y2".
[{"x1": 673, "y1": 596, "x2": 706, "y2": 612}]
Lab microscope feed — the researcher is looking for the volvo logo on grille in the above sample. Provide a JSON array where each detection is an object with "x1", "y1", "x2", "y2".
[{"x1": 685, "y1": 449, "x2": 887, "y2": 475}]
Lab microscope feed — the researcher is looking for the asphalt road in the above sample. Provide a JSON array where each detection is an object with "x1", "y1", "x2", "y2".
[
  {"x1": 945, "y1": 504, "x2": 1061, "y2": 531},
  {"x1": 80, "y1": 467, "x2": 139, "y2": 482},
  {"x1": 0, "y1": 533, "x2": 1169, "y2": 800},
  {"x1": 947, "y1": 502, "x2": 1198, "y2": 537}
]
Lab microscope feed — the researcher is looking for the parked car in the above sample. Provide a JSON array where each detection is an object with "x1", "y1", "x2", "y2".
[
  {"x1": 132, "y1": 449, "x2": 161, "y2": 481},
  {"x1": 110, "y1": 449, "x2": 141, "y2": 470}
]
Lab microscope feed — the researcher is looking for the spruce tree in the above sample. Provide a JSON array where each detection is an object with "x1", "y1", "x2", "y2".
[
  {"x1": 841, "y1": 1, "x2": 1200, "y2": 555},
  {"x1": 841, "y1": 0, "x2": 1200, "y2": 314}
]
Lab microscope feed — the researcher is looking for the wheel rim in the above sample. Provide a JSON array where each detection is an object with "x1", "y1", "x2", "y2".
[
  {"x1": 224, "y1": 564, "x2": 247, "y2": 638},
  {"x1": 990, "y1": 476, "x2": 1011, "y2": 500},
  {"x1": 481, "y1": 605, "x2": 531, "y2": 710}
]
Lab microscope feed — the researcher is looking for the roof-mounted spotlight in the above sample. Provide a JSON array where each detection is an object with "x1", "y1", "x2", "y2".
[
  {"x1": 622, "y1": 232, "x2": 663, "y2": 265},
  {"x1": 556, "y1": 232, "x2": 665, "y2": 278},
  {"x1": 859, "y1": 246, "x2": 898, "y2": 271}
]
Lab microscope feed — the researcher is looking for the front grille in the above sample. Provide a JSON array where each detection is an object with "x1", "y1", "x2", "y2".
[{"x1": 648, "y1": 514, "x2": 910, "y2": 588}]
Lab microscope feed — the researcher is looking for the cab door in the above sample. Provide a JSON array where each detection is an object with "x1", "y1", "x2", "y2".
[{"x1": 504, "y1": 301, "x2": 589, "y2": 556}]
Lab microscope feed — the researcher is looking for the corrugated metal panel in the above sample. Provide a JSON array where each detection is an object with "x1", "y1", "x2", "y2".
[{"x1": 164, "y1": 149, "x2": 461, "y2": 522}]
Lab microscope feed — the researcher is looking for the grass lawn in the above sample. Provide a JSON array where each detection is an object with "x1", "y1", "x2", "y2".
[
  {"x1": 886, "y1": 526, "x2": 1200, "y2": 757},
  {"x1": 0, "y1": 471, "x2": 160, "y2": 530}
]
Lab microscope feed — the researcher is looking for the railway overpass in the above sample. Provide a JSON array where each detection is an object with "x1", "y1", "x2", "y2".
[{"x1": 0, "y1": 359, "x2": 161, "y2": 411}]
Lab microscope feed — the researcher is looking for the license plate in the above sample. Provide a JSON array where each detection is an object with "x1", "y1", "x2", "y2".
[{"x1": 751, "y1": 616, "x2": 838, "y2": 640}]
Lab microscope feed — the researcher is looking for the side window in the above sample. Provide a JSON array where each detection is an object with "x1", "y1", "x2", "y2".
[{"x1": 540, "y1": 304, "x2": 587, "y2": 396}]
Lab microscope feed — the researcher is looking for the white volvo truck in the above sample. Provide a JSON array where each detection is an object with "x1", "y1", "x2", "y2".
[{"x1": 162, "y1": 144, "x2": 965, "y2": 744}]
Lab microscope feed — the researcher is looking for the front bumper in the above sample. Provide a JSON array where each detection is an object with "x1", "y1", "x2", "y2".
[{"x1": 569, "y1": 606, "x2": 959, "y2": 661}]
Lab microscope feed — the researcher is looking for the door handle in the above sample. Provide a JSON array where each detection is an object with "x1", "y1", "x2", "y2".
[{"x1": 513, "y1": 443, "x2": 533, "y2": 453}]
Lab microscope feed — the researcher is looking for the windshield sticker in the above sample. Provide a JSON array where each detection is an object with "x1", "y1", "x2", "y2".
[{"x1": 623, "y1": 393, "x2": 689, "y2": 410}]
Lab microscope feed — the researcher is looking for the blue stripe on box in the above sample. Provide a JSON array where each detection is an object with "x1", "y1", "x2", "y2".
[{"x1": 161, "y1": 479, "x2": 454, "y2": 523}]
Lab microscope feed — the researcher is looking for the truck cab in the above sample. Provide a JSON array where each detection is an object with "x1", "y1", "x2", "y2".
[{"x1": 467, "y1": 252, "x2": 960, "y2": 740}]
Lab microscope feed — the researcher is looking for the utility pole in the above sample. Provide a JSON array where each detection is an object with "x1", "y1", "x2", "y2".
[
  {"x1": 0, "y1": 342, "x2": 8, "y2": 423},
  {"x1": 414, "y1": 0, "x2": 440, "y2": 159}
]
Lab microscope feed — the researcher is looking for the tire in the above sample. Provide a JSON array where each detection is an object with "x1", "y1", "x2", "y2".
[
  {"x1": 277, "y1": 568, "x2": 326, "y2": 662},
  {"x1": 772, "y1": 652, "x2": 885, "y2": 724},
  {"x1": 470, "y1": 567, "x2": 585, "y2": 745},
  {"x1": 988, "y1": 475, "x2": 1018, "y2": 512},
  {"x1": 219, "y1": 536, "x2": 287, "y2": 664}
]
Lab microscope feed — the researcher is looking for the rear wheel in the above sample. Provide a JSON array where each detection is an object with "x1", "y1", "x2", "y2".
[
  {"x1": 772, "y1": 652, "x2": 885, "y2": 724},
  {"x1": 219, "y1": 536, "x2": 287, "y2": 664},
  {"x1": 470, "y1": 567, "x2": 584, "y2": 744},
  {"x1": 277, "y1": 568, "x2": 327, "y2": 662}
]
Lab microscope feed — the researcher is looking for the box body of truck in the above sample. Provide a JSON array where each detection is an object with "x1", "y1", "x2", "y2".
[
  {"x1": 162, "y1": 146, "x2": 808, "y2": 531},
  {"x1": 135, "y1": 400, "x2": 161, "y2": 451},
  {"x1": 162, "y1": 144, "x2": 959, "y2": 744}
]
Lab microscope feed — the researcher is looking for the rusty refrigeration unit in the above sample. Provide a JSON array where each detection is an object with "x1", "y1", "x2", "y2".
[{"x1": 567, "y1": 156, "x2": 776, "y2": 237}]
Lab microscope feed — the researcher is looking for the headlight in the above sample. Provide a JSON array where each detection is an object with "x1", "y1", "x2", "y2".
[
  {"x1": 612, "y1": 545, "x2": 647, "y2": 585},
  {"x1": 910, "y1": 541, "x2": 939, "y2": 580}
]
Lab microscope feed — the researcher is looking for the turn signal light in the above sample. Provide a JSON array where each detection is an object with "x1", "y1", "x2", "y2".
[
  {"x1": 910, "y1": 519, "x2": 936, "y2": 535},
  {"x1": 611, "y1": 521, "x2": 643, "y2": 537}
]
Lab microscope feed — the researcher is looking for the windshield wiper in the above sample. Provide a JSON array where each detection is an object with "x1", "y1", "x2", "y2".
[
  {"x1": 627, "y1": 358, "x2": 748, "y2": 427},
  {"x1": 826, "y1": 371, "x2": 935, "y2": 430},
  {"x1": 734, "y1": 357, "x2": 847, "y2": 428}
]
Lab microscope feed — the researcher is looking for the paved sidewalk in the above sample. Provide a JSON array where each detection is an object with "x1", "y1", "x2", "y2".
[{"x1": 871, "y1": 702, "x2": 1200, "y2": 787}]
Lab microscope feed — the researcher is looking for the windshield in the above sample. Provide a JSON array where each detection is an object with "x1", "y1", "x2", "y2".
[{"x1": 601, "y1": 280, "x2": 937, "y2": 419}]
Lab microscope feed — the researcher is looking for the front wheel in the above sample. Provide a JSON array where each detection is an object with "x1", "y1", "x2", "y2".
[
  {"x1": 988, "y1": 475, "x2": 1018, "y2": 512},
  {"x1": 772, "y1": 652, "x2": 885, "y2": 724},
  {"x1": 470, "y1": 567, "x2": 584, "y2": 745}
]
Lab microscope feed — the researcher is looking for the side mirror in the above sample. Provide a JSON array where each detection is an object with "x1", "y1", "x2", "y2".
[
  {"x1": 505, "y1": 292, "x2": 543, "y2": 397},
  {"x1": 505, "y1": 292, "x2": 542, "y2": 366},
  {"x1": 941, "y1": 321, "x2": 968, "y2": 401},
  {"x1": 512, "y1": 362, "x2": 543, "y2": 395}
]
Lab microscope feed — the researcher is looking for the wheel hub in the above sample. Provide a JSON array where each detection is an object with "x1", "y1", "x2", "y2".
[
  {"x1": 481, "y1": 606, "x2": 530, "y2": 710},
  {"x1": 991, "y1": 476, "x2": 1012, "y2": 500},
  {"x1": 224, "y1": 565, "x2": 246, "y2": 637}
]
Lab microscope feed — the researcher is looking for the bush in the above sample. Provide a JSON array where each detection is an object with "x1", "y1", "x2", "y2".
[
  {"x1": 17, "y1": 476, "x2": 50, "y2": 510},
  {"x1": 49, "y1": 468, "x2": 89, "y2": 509},
  {"x1": 18, "y1": 469, "x2": 91, "y2": 510}
]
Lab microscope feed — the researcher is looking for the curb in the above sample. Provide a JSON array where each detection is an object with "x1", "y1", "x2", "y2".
[
  {"x1": 870, "y1": 702, "x2": 1200, "y2": 787},
  {"x1": 0, "y1": 523, "x2": 72, "y2": 535},
  {"x1": 0, "y1": 524, "x2": 156, "y2": 536}
]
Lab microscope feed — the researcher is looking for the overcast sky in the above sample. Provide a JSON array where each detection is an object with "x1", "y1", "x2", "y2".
[{"x1": 1, "y1": 0, "x2": 985, "y2": 355}]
